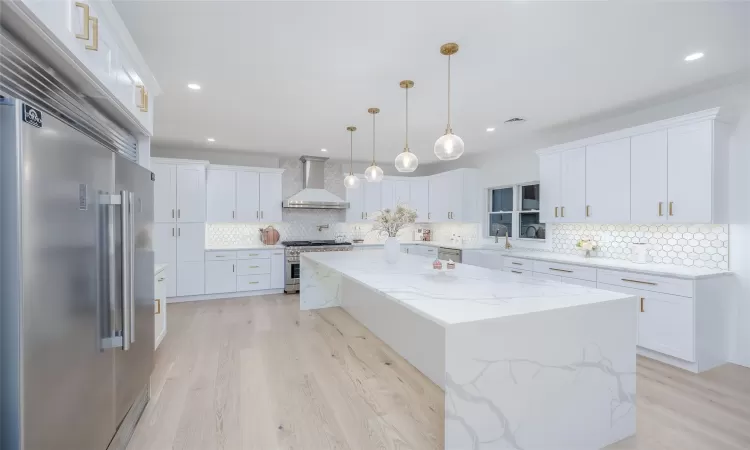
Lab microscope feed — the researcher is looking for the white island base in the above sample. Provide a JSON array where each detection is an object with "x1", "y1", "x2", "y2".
[{"x1": 301, "y1": 251, "x2": 637, "y2": 450}]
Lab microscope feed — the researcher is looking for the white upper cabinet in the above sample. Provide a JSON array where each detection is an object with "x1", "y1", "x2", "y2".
[
  {"x1": 585, "y1": 138, "x2": 630, "y2": 223},
  {"x1": 380, "y1": 180, "x2": 396, "y2": 211},
  {"x1": 667, "y1": 121, "x2": 714, "y2": 223},
  {"x1": 559, "y1": 147, "x2": 586, "y2": 223},
  {"x1": 152, "y1": 163, "x2": 176, "y2": 223},
  {"x1": 207, "y1": 169, "x2": 237, "y2": 222},
  {"x1": 538, "y1": 109, "x2": 728, "y2": 225},
  {"x1": 236, "y1": 171, "x2": 260, "y2": 222},
  {"x1": 345, "y1": 180, "x2": 365, "y2": 222},
  {"x1": 259, "y1": 172, "x2": 283, "y2": 222},
  {"x1": 205, "y1": 165, "x2": 284, "y2": 223},
  {"x1": 394, "y1": 181, "x2": 411, "y2": 208},
  {"x1": 631, "y1": 131, "x2": 668, "y2": 223},
  {"x1": 176, "y1": 165, "x2": 207, "y2": 222},
  {"x1": 362, "y1": 182, "x2": 382, "y2": 221},
  {"x1": 539, "y1": 153, "x2": 561, "y2": 223},
  {"x1": 409, "y1": 179, "x2": 429, "y2": 223},
  {"x1": 428, "y1": 173, "x2": 446, "y2": 222}
]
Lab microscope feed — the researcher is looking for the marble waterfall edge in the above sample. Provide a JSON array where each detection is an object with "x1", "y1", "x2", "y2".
[{"x1": 300, "y1": 257, "x2": 343, "y2": 310}]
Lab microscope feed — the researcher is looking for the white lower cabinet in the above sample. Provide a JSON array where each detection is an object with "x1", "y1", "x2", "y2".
[
  {"x1": 154, "y1": 270, "x2": 167, "y2": 349},
  {"x1": 237, "y1": 274, "x2": 271, "y2": 291},
  {"x1": 271, "y1": 251, "x2": 285, "y2": 289},
  {"x1": 503, "y1": 267, "x2": 532, "y2": 277},
  {"x1": 205, "y1": 260, "x2": 238, "y2": 295},
  {"x1": 532, "y1": 272, "x2": 562, "y2": 282},
  {"x1": 176, "y1": 261, "x2": 205, "y2": 297}
]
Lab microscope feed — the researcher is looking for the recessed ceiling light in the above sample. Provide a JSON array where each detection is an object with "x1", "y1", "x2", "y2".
[
  {"x1": 486, "y1": 127, "x2": 496, "y2": 132},
  {"x1": 187, "y1": 83, "x2": 201, "y2": 90},
  {"x1": 321, "y1": 148, "x2": 328, "y2": 152},
  {"x1": 206, "y1": 138, "x2": 215, "y2": 142},
  {"x1": 684, "y1": 52, "x2": 704, "y2": 62}
]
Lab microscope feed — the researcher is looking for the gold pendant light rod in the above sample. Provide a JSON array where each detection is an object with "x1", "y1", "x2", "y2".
[
  {"x1": 399, "y1": 80, "x2": 414, "y2": 150},
  {"x1": 346, "y1": 126, "x2": 356, "y2": 174},
  {"x1": 440, "y1": 43, "x2": 458, "y2": 134},
  {"x1": 368, "y1": 107, "x2": 380, "y2": 164}
]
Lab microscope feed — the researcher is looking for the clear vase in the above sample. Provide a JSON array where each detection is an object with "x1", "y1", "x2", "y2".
[{"x1": 384, "y1": 237, "x2": 400, "y2": 263}]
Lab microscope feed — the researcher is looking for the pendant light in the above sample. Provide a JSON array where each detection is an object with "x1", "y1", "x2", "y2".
[
  {"x1": 434, "y1": 42, "x2": 464, "y2": 161},
  {"x1": 364, "y1": 107, "x2": 384, "y2": 183},
  {"x1": 395, "y1": 80, "x2": 419, "y2": 172},
  {"x1": 344, "y1": 126, "x2": 361, "y2": 189}
]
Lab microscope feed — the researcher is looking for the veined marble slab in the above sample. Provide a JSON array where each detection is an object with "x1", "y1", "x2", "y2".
[{"x1": 301, "y1": 250, "x2": 637, "y2": 449}]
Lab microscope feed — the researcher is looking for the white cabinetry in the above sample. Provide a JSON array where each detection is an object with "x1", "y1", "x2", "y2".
[
  {"x1": 585, "y1": 138, "x2": 630, "y2": 223},
  {"x1": 259, "y1": 172, "x2": 283, "y2": 222},
  {"x1": 271, "y1": 251, "x2": 285, "y2": 289},
  {"x1": 176, "y1": 165, "x2": 206, "y2": 222},
  {"x1": 205, "y1": 260, "x2": 238, "y2": 295},
  {"x1": 462, "y1": 250, "x2": 504, "y2": 269},
  {"x1": 345, "y1": 180, "x2": 364, "y2": 222},
  {"x1": 363, "y1": 182, "x2": 382, "y2": 220},
  {"x1": 206, "y1": 166, "x2": 284, "y2": 223},
  {"x1": 206, "y1": 169, "x2": 237, "y2": 222},
  {"x1": 154, "y1": 269, "x2": 167, "y2": 349},
  {"x1": 204, "y1": 249, "x2": 284, "y2": 295},
  {"x1": 236, "y1": 171, "x2": 260, "y2": 221},
  {"x1": 409, "y1": 179, "x2": 429, "y2": 222},
  {"x1": 152, "y1": 163, "x2": 176, "y2": 223},
  {"x1": 538, "y1": 110, "x2": 728, "y2": 225},
  {"x1": 381, "y1": 180, "x2": 395, "y2": 211}
]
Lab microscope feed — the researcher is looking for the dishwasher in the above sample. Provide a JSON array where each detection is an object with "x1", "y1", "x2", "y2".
[{"x1": 438, "y1": 247, "x2": 462, "y2": 263}]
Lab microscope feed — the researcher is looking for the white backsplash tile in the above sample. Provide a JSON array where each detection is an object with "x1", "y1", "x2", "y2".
[{"x1": 548, "y1": 223, "x2": 729, "y2": 269}]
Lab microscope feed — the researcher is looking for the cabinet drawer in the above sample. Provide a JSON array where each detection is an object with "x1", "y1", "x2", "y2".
[
  {"x1": 503, "y1": 267, "x2": 532, "y2": 277},
  {"x1": 561, "y1": 277, "x2": 598, "y2": 288},
  {"x1": 237, "y1": 274, "x2": 271, "y2": 291},
  {"x1": 237, "y1": 250, "x2": 271, "y2": 259},
  {"x1": 503, "y1": 257, "x2": 532, "y2": 270},
  {"x1": 532, "y1": 272, "x2": 562, "y2": 282},
  {"x1": 206, "y1": 251, "x2": 237, "y2": 261},
  {"x1": 420, "y1": 246, "x2": 438, "y2": 255},
  {"x1": 597, "y1": 269, "x2": 693, "y2": 297},
  {"x1": 532, "y1": 261, "x2": 597, "y2": 282},
  {"x1": 237, "y1": 259, "x2": 271, "y2": 275}
]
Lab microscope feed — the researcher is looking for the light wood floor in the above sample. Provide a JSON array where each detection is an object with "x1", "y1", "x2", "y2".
[{"x1": 128, "y1": 295, "x2": 750, "y2": 450}]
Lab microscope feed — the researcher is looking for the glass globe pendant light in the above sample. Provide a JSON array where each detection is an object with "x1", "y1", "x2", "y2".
[
  {"x1": 364, "y1": 107, "x2": 384, "y2": 182},
  {"x1": 343, "y1": 126, "x2": 360, "y2": 189},
  {"x1": 434, "y1": 43, "x2": 464, "y2": 161},
  {"x1": 395, "y1": 80, "x2": 419, "y2": 172}
]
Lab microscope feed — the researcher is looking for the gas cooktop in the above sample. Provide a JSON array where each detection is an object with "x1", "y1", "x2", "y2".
[{"x1": 281, "y1": 240, "x2": 352, "y2": 247}]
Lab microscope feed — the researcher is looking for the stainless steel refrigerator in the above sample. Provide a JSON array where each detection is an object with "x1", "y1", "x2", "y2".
[{"x1": 1, "y1": 88, "x2": 154, "y2": 449}]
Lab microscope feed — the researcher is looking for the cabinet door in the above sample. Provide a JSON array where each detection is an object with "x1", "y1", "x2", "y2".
[
  {"x1": 639, "y1": 291, "x2": 695, "y2": 361},
  {"x1": 176, "y1": 261, "x2": 205, "y2": 297},
  {"x1": 409, "y1": 179, "x2": 429, "y2": 222},
  {"x1": 259, "y1": 172, "x2": 283, "y2": 222},
  {"x1": 236, "y1": 171, "x2": 260, "y2": 222},
  {"x1": 153, "y1": 224, "x2": 176, "y2": 297},
  {"x1": 152, "y1": 163, "x2": 176, "y2": 223},
  {"x1": 428, "y1": 174, "x2": 446, "y2": 222},
  {"x1": 560, "y1": 147, "x2": 586, "y2": 222},
  {"x1": 176, "y1": 223, "x2": 205, "y2": 262},
  {"x1": 363, "y1": 182, "x2": 382, "y2": 221},
  {"x1": 394, "y1": 180, "x2": 411, "y2": 208},
  {"x1": 585, "y1": 138, "x2": 631, "y2": 223},
  {"x1": 539, "y1": 153, "x2": 561, "y2": 223},
  {"x1": 270, "y1": 251, "x2": 285, "y2": 289},
  {"x1": 380, "y1": 180, "x2": 395, "y2": 211},
  {"x1": 631, "y1": 131, "x2": 668, "y2": 223},
  {"x1": 205, "y1": 261, "x2": 238, "y2": 294},
  {"x1": 206, "y1": 169, "x2": 237, "y2": 222},
  {"x1": 446, "y1": 171, "x2": 464, "y2": 221},
  {"x1": 154, "y1": 274, "x2": 166, "y2": 348},
  {"x1": 176, "y1": 165, "x2": 206, "y2": 222},
  {"x1": 667, "y1": 121, "x2": 713, "y2": 223},
  {"x1": 346, "y1": 183, "x2": 364, "y2": 222}
]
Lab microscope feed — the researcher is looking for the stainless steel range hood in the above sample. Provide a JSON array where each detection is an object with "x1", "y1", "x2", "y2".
[{"x1": 282, "y1": 156, "x2": 349, "y2": 209}]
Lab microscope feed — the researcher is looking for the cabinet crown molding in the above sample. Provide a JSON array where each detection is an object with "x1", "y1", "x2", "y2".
[
  {"x1": 536, "y1": 107, "x2": 721, "y2": 156},
  {"x1": 151, "y1": 157, "x2": 209, "y2": 166},
  {"x1": 208, "y1": 164, "x2": 285, "y2": 173}
]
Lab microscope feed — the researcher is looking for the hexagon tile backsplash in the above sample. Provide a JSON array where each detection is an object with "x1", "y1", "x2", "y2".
[{"x1": 548, "y1": 223, "x2": 729, "y2": 269}]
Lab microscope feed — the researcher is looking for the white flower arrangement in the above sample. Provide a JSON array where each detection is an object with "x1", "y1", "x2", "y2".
[
  {"x1": 372, "y1": 204, "x2": 417, "y2": 238},
  {"x1": 576, "y1": 239, "x2": 598, "y2": 251}
]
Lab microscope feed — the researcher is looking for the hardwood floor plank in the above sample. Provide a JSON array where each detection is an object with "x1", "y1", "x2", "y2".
[{"x1": 129, "y1": 295, "x2": 750, "y2": 450}]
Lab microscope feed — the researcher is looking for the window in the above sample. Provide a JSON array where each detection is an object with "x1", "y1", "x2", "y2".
[{"x1": 488, "y1": 183, "x2": 545, "y2": 240}]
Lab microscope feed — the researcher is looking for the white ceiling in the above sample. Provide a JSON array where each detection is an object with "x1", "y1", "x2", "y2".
[{"x1": 113, "y1": 1, "x2": 750, "y2": 164}]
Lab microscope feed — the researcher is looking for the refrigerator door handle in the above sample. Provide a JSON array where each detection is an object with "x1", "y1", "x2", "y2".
[
  {"x1": 129, "y1": 192, "x2": 136, "y2": 344},
  {"x1": 99, "y1": 193, "x2": 123, "y2": 349},
  {"x1": 121, "y1": 190, "x2": 131, "y2": 351}
]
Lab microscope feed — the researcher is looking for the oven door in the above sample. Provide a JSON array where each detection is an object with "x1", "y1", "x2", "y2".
[{"x1": 285, "y1": 258, "x2": 300, "y2": 291}]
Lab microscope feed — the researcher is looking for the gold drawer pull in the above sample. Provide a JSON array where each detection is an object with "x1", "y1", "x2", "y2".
[
  {"x1": 511, "y1": 262, "x2": 523, "y2": 266},
  {"x1": 640, "y1": 297, "x2": 645, "y2": 313},
  {"x1": 248, "y1": 281, "x2": 259, "y2": 284},
  {"x1": 554, "y1": 206, "x2": 558, "y2": 218},
  {"x1": 549, "y1": 268, "x2": 574, "y2": 273},
  {"x1": 86, "y1": 15, "x2": 98, "y2": 51},
  {"x1": 586, "y1": 205, "x2": 591, "y2": 217},
  {"x1": 155, "y1": 298, "x2": 161, "y2": 314},
  {"x1": 511, "y1": 270, "x2": 523, "y2": 274},
  {"x1": 248, "y1": 265, "x2": 259, "y2": 269},
  {"x1": 658, "y1": 202, "x2": 663, "y2": 217},
  {"x1": 669, "y1": 201, "x2": 674, "y2": 216},
  {"x1": 137, "y1": 85, "x2": 148, "y2": 112},
  {"x1": 561, "y1": 206, "x2": 565, "y2": 218},
  {"x1": 621, "y1": 278, "x2": 657, "y2": 286},
  {"x1": 214, "y1": 255, "x2": 225, "y2": 258},
  {"x1": 75, "y1": 3, "x2": 91, "y2": 40}
]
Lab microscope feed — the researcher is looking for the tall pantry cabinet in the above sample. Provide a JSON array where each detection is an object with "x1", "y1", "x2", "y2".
[{"x1": 151, "y1": 158, "x2": 208, "y2": 297}]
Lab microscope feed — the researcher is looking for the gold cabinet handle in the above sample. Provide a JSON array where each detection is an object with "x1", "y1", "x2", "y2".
[
  {"x1": 248, "y1": 265, "x2": 260, "y2": 268},
  {"x1": 247, "y1": 253, "x2": 259, "y2": 256},
  {"x1": 136, "y1": 85, "x2": 148, "y2": 112},
  {"x1": 669, "y1": 202, "x2": 674, "y2": 216},
  {"x1": 155, "y1": 298, "x2": 161, "y2": 315},
  {"x1": 75, "y1": 2, "x2": 91, "y2": 40},
  {"x1": 511, "y1": 262, "x2": 523, "y2": 266},
  {"x1": 554, "y1": 206, "x2": 558, "y2": 218},
  {"x1": 561, "y1": 206, "x2": 565, "y2": 218},
  {"x1": 248, "y1": 281, "x2": 259, "y2": 284},
  {"x1": 621, "y1": 278, "x2": 657, "y2": 286},
  {"x1": 640, "y1": 297, "x2": 645, "y2": 313},
  {"x1": 586, "y1": 205, "x2": 591, "y2": 217},
  {"x1": 86, "y1": 15, "x2": 98, "y2": 51},
  {"x1": 549, "y1": 267, "x2": 574, "y2": 273},
  {"x1": 658, "y1": 202, "x2": 663, "y2": 217}
]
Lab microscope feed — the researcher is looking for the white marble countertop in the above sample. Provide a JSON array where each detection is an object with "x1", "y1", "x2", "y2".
[
  {"x1": 205, "y1": 244, "x2": 284, "y2": 250},
  {"x1": 353, "y1": 241, "x2": 482, "y2": 250},
  {"x1": 302, "y1": 250, "x2": 633, "y2": 326},
  {"x1": 155, "y1": 264, "x2": 167, "y2": 275}
]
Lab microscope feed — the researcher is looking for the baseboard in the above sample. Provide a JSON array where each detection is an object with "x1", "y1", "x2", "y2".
[
  {"x1": 167, "y1": 289, "x2": 285, "y2": 303},
  {"x1": 637, "y1": 347, "x2": 700, "y2": 373}
]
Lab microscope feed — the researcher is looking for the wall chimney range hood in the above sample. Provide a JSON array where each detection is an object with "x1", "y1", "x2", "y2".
[{"x1": 282, "y1": 156, "x2": 349, "y2": 209}]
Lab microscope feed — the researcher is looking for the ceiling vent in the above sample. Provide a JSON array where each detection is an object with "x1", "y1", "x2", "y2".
[{"x1": 504, "y1": 117, "x2": 526, "y2": 124}]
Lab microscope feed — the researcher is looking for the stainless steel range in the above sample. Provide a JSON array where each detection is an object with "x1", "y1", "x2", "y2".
[{"x1": 283, "y1": 240, "x2": 353, "y2": 293}]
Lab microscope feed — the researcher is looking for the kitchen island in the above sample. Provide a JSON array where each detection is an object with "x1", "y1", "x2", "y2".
[{"x1": 301, "y1": 250, "x2": 637, "y2": 450}]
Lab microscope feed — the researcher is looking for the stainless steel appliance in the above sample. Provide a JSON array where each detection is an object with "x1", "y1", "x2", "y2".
[
  {"x1": 1, "y1": 31, "x2": 154, "y2": 450},
  {"x1": 283, "y1": 240, "x2": 353, "y2": 293},
  {"x1": 438, "y1": 247, "x2": 463, "y2": 263}
]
